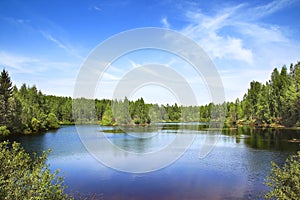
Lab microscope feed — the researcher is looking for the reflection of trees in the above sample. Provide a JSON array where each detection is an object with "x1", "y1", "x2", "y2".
[
  {"x1": 104, "y1": 124, "x2": 300, "y2": 152},
  {"x1": 223, "y1": 127, "x2": 300, "y2": 151},
  {"x1": 6, "y1": 130, "x2": 50, "y2": 156}
]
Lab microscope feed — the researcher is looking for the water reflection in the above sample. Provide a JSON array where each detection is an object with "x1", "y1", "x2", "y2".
[
  {"x1": 222, "y1": 127, "x2": 300, "y2": 151},
  {"x1": 2, "y1": 124, "x2": 300, "y2": 199}
]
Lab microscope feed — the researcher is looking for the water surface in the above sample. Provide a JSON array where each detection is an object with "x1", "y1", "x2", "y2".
[{"x1": 7, "y1": 124, "x2": 300, "y2": 199}]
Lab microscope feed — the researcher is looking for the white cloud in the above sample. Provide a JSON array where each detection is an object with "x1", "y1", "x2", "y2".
[
  {"x1": 40, "y1": 31, "x2": 84, "y2": 60},
  {"x1": 0, "y1": 52, "x2": 39, "y2": 73},
  {"x1": 179, "y1": 0, "x2": 300, "y2": 101},
  {"x1": 129, "y1": 59, "x2": 141, "y2": 68},
  {"x1": 161, "y1": 17, "x2": 170, "y2": 29},
  {"x1": 0, "y1": 51, "x2": 81, "y2": 96},
  {"x1": 235, "y1": 23, "x2": 288, "y2": 43},
  {"x1": 94, "y1": 6, "x2": 102, "y2": 11},
  {"x1": 250, "y1": 0, "x2": 296, "y2": 19},
  {"x1": 181, "y1": 8, "x2": 254, "y2": 64},
  {"x1": 1, "y1": 17, "x2": 31, "y2": 25},
  {"x1": 41, "y1": 31, "x2": 67, "y2": 49},
  {"x1": 180, "y1": 0, "x2": 300, "y2": 66},
  {"x1": 0, "y1": 51, "x2": 76, "y2": 75}
]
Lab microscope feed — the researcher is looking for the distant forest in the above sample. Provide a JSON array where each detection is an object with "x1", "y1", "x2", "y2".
[{"x1": 0, "y1": 62, "x2": 299, "y2": 135}]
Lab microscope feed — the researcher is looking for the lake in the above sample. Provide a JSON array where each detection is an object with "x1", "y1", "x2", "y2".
[{"x1": 7, "y1": 124, "x2": 300, "y2": 199}]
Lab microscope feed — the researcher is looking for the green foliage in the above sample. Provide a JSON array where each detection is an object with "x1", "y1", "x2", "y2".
[
  {"x1": 0, "y1": 74, "x2": 62, "y2": 134},
  {"x1": 46, "y1": 113, "x2": 60, "y2": 129},
  {"x1": 31, "y1": 117, "x2": 41, "y2": 133},
  {"x1": 0, "y1": 69, "x2": 14, "y2": 129},
  {"x1": 0, "y1": 126, "x2": 10, "y2": 136},
  {"x1": 165, "y1": 103, "x2": 181, "y2": 122},
  {"x1": 0, "y1": 69, "x2": 12, "y2": 99},
  {"x1": 1, "y1": 62, "x2": 300, "y2": 129},
  {"x1": 265, "y1": 151, "x2": 300, "y2": 199},
  {"x1": 131, "y1": 98, "x2": 150, "y2": 124},
  {"x1": 237, "y1": 62, "x2": 300, "y2": 127},
  {"x1": 0, "y1": 141, "x2": 72, "y2": 200},
  {"x1": 149, "y1": 104, "x2": 164, "y2": 123},
  {"x1": 95, "y1": 98, "x2": 110, "y2": 121},
  {"x1": 101, "y1": 104, "x2": 114, "y2": 125},
  {"x1": 112, "y1": 98, "x2": 131, "y2": 125},
  {"x1": 72, "y1": 98, "x2": 97, "y2": 123}
]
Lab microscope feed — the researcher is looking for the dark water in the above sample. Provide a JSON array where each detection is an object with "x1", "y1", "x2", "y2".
[{"x1": 6, "y1": 124, "x2": 300, "y2": 199}]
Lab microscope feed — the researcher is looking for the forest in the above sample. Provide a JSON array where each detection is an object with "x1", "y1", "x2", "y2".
[{"x1": 0, "y1": 62, "x2": 299, "y2": 135}]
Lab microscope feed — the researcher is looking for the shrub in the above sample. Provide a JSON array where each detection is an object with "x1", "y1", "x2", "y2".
[
  {"x1": 265, "y1": 151, "x2": 300, "y2": 199},
  {"x1": 0, "y1": 126, "x2": 10, "y2": 136},
  {"x1": 0, "y1": 141, "x2": 72, "y2": 200}
]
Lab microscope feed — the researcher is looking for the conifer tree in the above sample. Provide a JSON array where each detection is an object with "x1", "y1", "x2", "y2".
[{"x1": 0, "y1": 69, "x2": 14, "y2": 129}]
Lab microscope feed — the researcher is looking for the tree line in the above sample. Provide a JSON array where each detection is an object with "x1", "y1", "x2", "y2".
[
  {"x1": 99, "y1": 62, "x2": 300, "y2": 127},
  {"x1": 0, "y1": 62, "x2": 299, "y2": 135},
  {"x1": 229, "y1": 62, "x2": 300, "y2": 127}
]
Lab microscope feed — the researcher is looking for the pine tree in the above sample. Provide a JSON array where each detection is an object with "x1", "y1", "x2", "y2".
[
  {"x1": 102, "y1": 104, "x2": 114, "y2": 125},
  {"x1": 0, "y1": 69, "x2": 14, "y2": 129}
]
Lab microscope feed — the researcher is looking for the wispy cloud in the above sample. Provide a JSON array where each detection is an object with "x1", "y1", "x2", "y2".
[
  {"x1": 16, "y1": 19, "x2": 31, "y2": 24},
  {"x1": 129, "y1": 59, "x2": 141, "y2": 68},
  {"x1": 161, "y1": 17, "x2": 170, "y2": 29},
  {"x1": 0, "y1": 51, "x2": 39, "y2": 73},
  {"x1": 0, "y1": 51, "x2": 79, "y2": 96},
  {"x1": 250, "y1": 0, "x2": 296, "y2": 19},
  {"x1": 40, "y1": 31, "x2": 67, "y2": 49},
  {"x1": 1, "y1": 17, "x2": 31, "y2": 25},
  {"x1": 90, "y1": 1, "x2": 130, "y2": 12},
  {"x1": 93, "y1": 6, "x2": 102, "y2": 11},
  {"x1": 179, "y1": 0, "x2": 300, "y2": 101},
  {"x1": 0, "y1": 51, "x2": 75, "y2": 74},
  {"x1": 2, "y1": 16, "x2": 84, "y2": 61},
  {"x1": 181, "y1": 0, "x2": 299, "y2": 65},
  {"x1": 181, "y1": 6, "x2": 253, "y2": 64},
  {"x1": 40, "y1": 31, "x2": 84, "y2": 60}
]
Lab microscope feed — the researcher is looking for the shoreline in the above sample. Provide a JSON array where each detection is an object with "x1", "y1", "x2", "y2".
[{"x1": 60, "y1": 121, "x2": 300, "y2": 129}]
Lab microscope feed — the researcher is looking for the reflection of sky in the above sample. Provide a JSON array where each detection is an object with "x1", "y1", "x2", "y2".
[{"x1": 9, "y1": 125, "x2": 298, "y2": 199}]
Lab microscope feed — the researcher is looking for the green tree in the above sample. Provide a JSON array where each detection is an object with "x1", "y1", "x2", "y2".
[
  {"x1": 0, "y1": 126, "x2": 10, "y2": 136},
  {"x1": 112, "y1": 98, "x2": 131, "y2": 125},
  {"x1": 269, "y1": 66, "x2": 289, "y2": 120},
  {"x1": 133, "y1": 98, "x2": 149, "y2": 124},
  {"x1": 101, "y1": 104, "x2": 114, "y2": 125},
  {"x1": 256, "y1": 84, "x2": 271, "y2": 124},
  {"x1": 31, "y1": 117, "x2": 41, "y2": 133},
  {"x1": 46, "y1": 113, "x2": 60, "y2": 129},
  {"x1": 0, "y1": 69, "x2": 14, "y2": 129},
  {"x1": 235, "y1": 98, "x2": 243, "y2": 121},
  {"x1": 167, "y1": 103, "x2": 181, "y2": 122},
  {"x1": 11, "y1": 86, "x2": 23, "y2": 133},
  {"x1": 227, "y1": 102, "x2": 237, "y2": 123},
  {"x1": 243, "y1": 81, "x2": 262, "y2": 120},
  {"x1": 281, "y1": 63, "x2": 300, "y2": 126},
  {"x1": 265, "y1": 151, "x2": 300, "y2": 199},
  {"x1": 0, "y1": 141, "x2": 72, "y2": 200},
  {"x1": 149, "y1": 104, "x2": 163, "y2": 123},
  {"x1": 182, "y1": 106, "x2": 199, "y2": 122}
]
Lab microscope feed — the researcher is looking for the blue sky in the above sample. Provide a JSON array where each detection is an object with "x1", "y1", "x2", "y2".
[{"x1": 0, "y1": 0, "x2": 300, "y2": 104}]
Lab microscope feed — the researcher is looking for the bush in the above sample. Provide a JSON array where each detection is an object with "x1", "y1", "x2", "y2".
[
  {"x1": 265, "y1": 151, "x2": 300, "y2": 199},
  {"x1": 0, "y1": 141, "x2": 72, "y2": 200},
  {"x1": 31, "y1": 117, "x2": 41, "y2": 133},
  {"x1": 46, "y1": 113, "x2": 60, "y2": 129},
  {"x1": 0, "y1": 126, "x2": 10, "y2": 136}
]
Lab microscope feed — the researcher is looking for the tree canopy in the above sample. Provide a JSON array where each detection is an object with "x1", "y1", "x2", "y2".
[
  {"x1": 0, "y1": 62, "x2": 299, "y2": 136},
  {"x1": 265, "y1": 151, "x2": 300, "y2": 199},
  {"x1": 0, "y1": 141, "x2": 72, "y2": 200}
]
